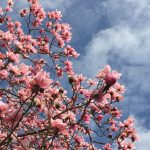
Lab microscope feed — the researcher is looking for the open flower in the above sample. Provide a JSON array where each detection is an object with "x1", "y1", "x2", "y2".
[
  {"x1": 0, "y1": 101, "x2": 8, "y2": 112},
  {"x1": 29, "y1": 70, "x2": 52, "y2": 92},
  {"x1": 51, "y1": 119, "x2": 66, "y2": 130}
]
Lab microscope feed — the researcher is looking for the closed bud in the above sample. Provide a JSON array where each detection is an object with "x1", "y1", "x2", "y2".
[
  {"x1": 105, "y1": 74, "x2": 116, "y2": 86},
  {"x1": 59, "y1": 88, "x2": 64, "y2": 94},
  {"x1": 68, "y1": 76, "x2": 74, "y2": 84},
  {"x1": 0, "y1": 17, "x2": 4, "y2": 23},
  {"x1": 108, "y1": 134, "x2": 112, "y2": 139},
  {"x1": 55, "y1": 103, "x2": 60, "y2": 109}
]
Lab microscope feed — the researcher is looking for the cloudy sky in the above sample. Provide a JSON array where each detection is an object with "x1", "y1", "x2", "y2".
[
  {"x1": 51, "y1": 0, "x2": 150, "y2": 149},
  {"x1": 1, "y1": 0, "x2": 150, "y2": 149}
]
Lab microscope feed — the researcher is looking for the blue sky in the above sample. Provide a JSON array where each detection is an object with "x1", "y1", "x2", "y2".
[
  {"x1": 1, "y1": 0, "x2": 150, "y2": 149},
  {"x1": 52, "y1": 0, "x2": 150, "y2": 149}
]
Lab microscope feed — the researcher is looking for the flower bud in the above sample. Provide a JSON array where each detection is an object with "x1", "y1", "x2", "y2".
[
  {"x1": 68, "y1": 76, "x2": 74, "y2": 84},
  {"x1": 0, "y1": 17, "x2": 4, "y2": 24},
  {"x1": 105, "y1": 74, "x2": 116, "y2": 86}
]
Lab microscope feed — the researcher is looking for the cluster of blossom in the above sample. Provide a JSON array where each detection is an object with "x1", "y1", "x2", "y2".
[{"x1": 0, "y1": 0, "x2": 139, "y2": 149}]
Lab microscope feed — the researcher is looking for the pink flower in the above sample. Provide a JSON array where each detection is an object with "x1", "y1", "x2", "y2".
[
  {"x1": 0, "y1": 52, "x2": 6, "y2": 59},
  {"x1": 46, "y1": 21, "x2": 52, "y2": 28},
  {"x1": 131, "y1": 132, "x2": 140, "y2": 141},
  {"x1": 114, "y1": 83, "x2": 126, "y2": 93},
  {"x1": 19, "y1": 63, "x2": 30, "y2": 75},
  {"x1": 105, "y1": 74, "x2": 117, "y2": 86},
  {"x1": 30, "y1": 70, "x2": 52, "y2": 92},
  {"x1": 91, "y1": 86, "x2": 107, "y2": 102},
  {"x1": 61, "y1": 30, "x2": 72, "y2": 42},
  {"x1": 20, "y1": 138, "x2": 30, "y2": 148},
  {"x1": 0, "y1": 131, "x2": 7, "y2": 139},
  {"x1": 110, "y1": 124, "x2": 118, "y2": 131},
  {"x1": 0, "y1": 101, "x2": 8, "y2": 112},
  {"x1": 61, "y1": 129, "x2": 69, "y2": 136},
  {"x1": 51, "y1": 119, "x2": 66, "y2": 130},
  {"x1": 7, "y1": 0, "x2": 14, "y2": 6},
  {"x1": 64, "y1": 45, "x2": 75, "y2": 57},
  {"x1": 83, "y1": 114, "x2": 91, "y2": 124},
  {"x1": 47, "y1": 10, "x2": 62, "y2": 20},
  {"x1": 96, "y1": 65, "x2": 111, "y2": 79},
  {"x1": 8, "y1": 64, "x2": 21, "y2": 75},
  {"x1": 20, "y1": 9, "x2": 28, "y2": 17},
  {"x1": 103, "y1": 143, "x2": 112, "y2": 150},
  {"x1": 15, "y1": 21, "x2": 21, "y2": 28},
  {"x1": 124, "y1": 117, "x2": 134, "y2": 127},
  {"x1": 87, "y1": 78, "x2": 97, "y2": 86},
  {"x1": 57, "y1": 37, "x2": 64, "y2": 48},
  {"x1": 7, "y1": 52, "x2": 19, "y2": 63},
  {"x1": 0, "y1": 60, "x2": 3, "y2": 67},
  {"x1": 0, "y1": 7, "x2": 3, "y2": 15},
  {"x1": 0, "y1": 69, "x2": 9, "y2": 79},
  {"x1": 63, "y1": 111, "x2": 76, "y2": 122},
  {"x1": 97, "y1": 114, "x2": 103, "y2": 121},
  {"x1": 96, "y1": 65, "x2": 121, "y2": 81},
  {"x1": 74, "y1": 135, "x2": 84, "y2": 144},
  {"x1": 5, "y1": 108, "x2": 23, "y2": 123},
  {"x1": 64, "y1": 60, "x2": 74, "y2": 75},
  {"x1": 56, "y1": 67, "x2": 63, "y2": 77}
]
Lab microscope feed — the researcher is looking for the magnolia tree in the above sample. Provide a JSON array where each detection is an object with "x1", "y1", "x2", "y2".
[{"x1": 0, "y1": 0, "x2": 139, "y2": 149}]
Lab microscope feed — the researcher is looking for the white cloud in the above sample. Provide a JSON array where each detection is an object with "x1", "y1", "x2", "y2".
[
  {"x1": 133, "y1": 116, "x2": 150, "y2": 150},
  {"x1": 39, "y1": 0, "x2": 73, "y2": 11},
  {"x1": 75, "y1": 25, "x2": 150, "y2": 120},
  {"x1": 75, "y1": 1, "x2": 150, "y2": 145},
  {"x1": 102, "y1": 0, "x2": 150, "y2": 28},
  {"x1": 77, "y1": 26, "x2": 150, "y2": 77},
  {"x1": 0, "y1": 0, "x2": 73, "y2": 12},
  {"x1": 74, "y1": 0, "x2": 150, "y2": 121}
]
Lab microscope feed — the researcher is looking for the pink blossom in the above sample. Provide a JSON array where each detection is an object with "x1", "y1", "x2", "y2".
[
  {"x1": 61, "y1": 30, "x2": 72, "y2": 42},
  {"x1": 64, "y1": 111, "x2": 76, "y2": 122},
  {"x1": 0, "y1": 7, "x2": 3, "y2": 15},
  {"x1": 0, "y1": 52, "x2": 6, "y2": 59},
  {"x1": 7, "y1": 52, "x2": 19, "y2": 63},
  {"x1": 47, "y1": 10, "x2": 62, "y2": 20},
  {"x1": 56, "y1": 67, "x2": 63, "y2": 77},
  {"x1": 114, "y1": 83, "x2": 126, "y2": 93},
  {"x1": 51, "y1": 119, "x2": 66, "y2": 130},
  {"x1": 46, "y1": 21, "x2": 52, "y2": 28},
  {"x1": 105, "y1": 74, "x2": 117, "y2": 86},
  {"x1": 0, "y1": 69, "x2": 9, "y2": 79},
  {"x1": 64, "y1": 45, "x2": 79, "y2": 58},
  {"x1": 110, "y1": 124, "x2": 118, "y2": 131},
  {"x1": 5, "y1": 108, "x2": 23, "y2": 123},
  {"x1": 19, "y1": 63, "x2": 30, "y2": 75},
  {"x1": 74, "y1": 135, "x2": 84, "y2": 144},
  {"x1": 57, "y1": 37, "x2": 64, "y2": 48},
  {"x1": 14, "y1": 21, "x2": 21, "y2": 28},
  {"x1": 0, "y1": 1, "x2": 138, "y2": 149},
  {"x1": 8, "y1": 64, "x2": 21, "y2": 75},
  {"x1": 7, "y1": 0, "x2": 14, "y2": 7},
  {"x1": 103, "y1": 143, "x2": 112, "y2": 150},
  {"x1": 20, "y1": 9, "x2": 28, "y2": 17},
  {"x1": 30, "y1": 70, "x2": 53, "y2": 90},
  {"x1": 96, "y1": 65, "x2": 111, "y2": 79},
  {"x1": 0, "y1": 131, "x2": 7, "y2": 139},
  {"x1": 0, "y1": 101, "x2": 8, "y2": 112},
  {"x1": 0, "y1": 60, "x2": 3, "y2": 67},
  {"x1": 124, "y1": 117, "x2": 134, "y2": 127},
  {"x1": 83, "y1": 114, "x2": 91, "y2": 124},
  {"x1": 97, "y1": 114, "x2": 103, "y2": 121}
]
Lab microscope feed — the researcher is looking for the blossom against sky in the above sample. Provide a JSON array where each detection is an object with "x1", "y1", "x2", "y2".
[
  {"x1": 61, "y1": 0, "x2": 150, "y2": 149},
  {"x1": 1, "y1": 0, "x2": 150, "y2": 149}
]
